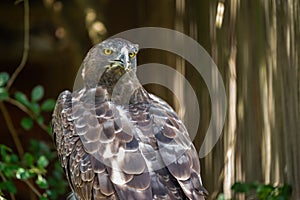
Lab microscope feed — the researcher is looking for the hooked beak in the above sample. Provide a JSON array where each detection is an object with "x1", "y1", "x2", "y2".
[
  {"x1": 111, "y1": 58, "x2": 131, "y2": 71},
  {"x1": 115, "y1": 48, "x2": 131, "y2": 71}
]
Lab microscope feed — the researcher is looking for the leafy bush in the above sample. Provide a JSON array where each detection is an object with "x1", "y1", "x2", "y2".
[
  {"x1": 0, "y1": 72, "x2": 67, "y2": 199},
  {"x1": 217, "y1": 182, "x2": 292, "y2": 200}
]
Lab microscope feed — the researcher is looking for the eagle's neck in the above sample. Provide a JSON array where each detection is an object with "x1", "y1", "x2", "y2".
[
  {"x1": 97, "y1": 68, "x2": 150, "y2": 104},
  {"x1": 98, "y1": 67, "x2": 126, "y2": 96}
]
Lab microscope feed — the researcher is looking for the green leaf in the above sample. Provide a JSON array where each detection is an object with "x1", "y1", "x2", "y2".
[
  {"x1": 0, "y1": 145, "x2": 12, "y2": 158},
  {"x1": 16, "y1": 168, "x2": 32, "y2": 180},
  {"x1": 0, "y1": 145, "x2": 19, "y2": 164},
  {"x1": 29, "y1": 102, "x2": 40, "y2": 115},
  {"x1": 14, "y1": 91, "x2": 30, "y2": 107},
  {"x1": 280, "y1": 184, "x2": 292, "y2": 196},
  {"x1": 217, "y1": 193, "x2": 225, "y2": 200},
  {"x1": 276, "y1": 195, "x2": 286, "y2": 200},
  {"x1": 0, "y1": 180, "x2": 16, "y2": 194},
  {"x1": 0, "y1": 72, "x2": 9, "y2": 87},
  {"x1": 232, "y1": 182, "x2": 250, "y2": 193},
  {"x1": 46, "y1": 190, "x2": 52, "y2": 197},
  {"x1": 21, "y1": 117, "x2": 33, "y2": 130},
  {"x1": 31, "y1": 85, "x2": 44, "y2": 102},
  {"x1": 29, "y1": 140, "x2": 54, "y2": 161},
  {"x1": 36, "y1": 175, "x2": 48, "y2": 189},
  {"x1": 2, "y1": 164, "x2": 18, "y2": 178},
  {"x1": 37, "y1": 116, "x2": 44, "y2": 124},
  {"x1": 24, "y1": 153, "x2": 34, "y2": 166},
  {"x1": 10, "y1": 154, "x2": 19, "y2": 163},
  {"x1": 37, "y1": 156, "x2": 49, "y2": 168},
  {"x1": 41, "y1": 99, "x2": 56, "y2": 112},
  {"x1": 0, "y1": 88, "x2": 9, "y2": 101},
  {"x1": 39, "y1": 195, "x2": 48, "y2": 200},
  {"x1": 257, "y1": 184, "x2": 274, "y2": 199},
  {"x1": 2, "y1": 154, "x2": 11, "y2": 163}
]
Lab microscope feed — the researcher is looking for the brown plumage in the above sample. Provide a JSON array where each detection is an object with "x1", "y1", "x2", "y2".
[{"x1": 52, "y1": 38, "x2": 207, "y2": 200}]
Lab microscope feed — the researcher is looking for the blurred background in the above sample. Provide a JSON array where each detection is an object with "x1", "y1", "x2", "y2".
[{"x1": 0, "y1": 0, "x2": 299, "y2": 199}]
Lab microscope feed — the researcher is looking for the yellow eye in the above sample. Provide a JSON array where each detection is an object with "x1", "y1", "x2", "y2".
[
  {"x1": 104, "y1": 49, "x2": 112, "y2": 55},
  {"x1": 129, "y1": 52, "x2": 136, "y2": 58}
]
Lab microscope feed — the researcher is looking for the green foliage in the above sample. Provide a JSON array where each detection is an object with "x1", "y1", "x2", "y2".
[
  {"x1": 0, "y1": 72, "x2": 9, "y2": 101},
  {"x1": 0, "y1": 88, "x2": 9, "y2": 101},
  {"x1": 0, "y1": 141, "x2": 67, "y2": 199},
  {"x1": 37, "y1": 156, "x2": 49, "y2": 169},
  {"x1": 217, "y1": 193, "x2": 225, "y2": 200},
  {"x1": 231, "y1": 181, "x2": 257, "y2": 193},
  {"x1": 255, "y1": 184, "x2": 292, "y2": 200},
  {"x1": 12, "y1": 85, "x2": 55, "y2": 132},
  {"x1": 41, "y1": 99, "x2": 56, "y2": 112},
  {"x1": 0, "y1": 70, "x2": 67, "y2": 199},
  {"x1": 31, "y1": 85, "x2": 44, "y2": 102},
  {"x1": 0, "y1": 181, "x2": 17, "y2": 195},
  {"x1": 0, "y1": 72, "x2": 9, "y2": 87},
  {"x1": 217, "y1": 182, "x2": 292, "y2": 200},
  {"x1": 21, "y1": 117, "x2": 33, "y2": 130},
  {"x1": 36, "y1": 175, "x2": 49, "y2": 189},
  {"x1": 14, "y1": 91, "x2": 30, "y2": 107}
]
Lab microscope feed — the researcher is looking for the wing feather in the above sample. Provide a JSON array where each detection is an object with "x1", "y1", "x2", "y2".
[{"x1": 148, "y1": 94, "x2": 207, "y2": 199}]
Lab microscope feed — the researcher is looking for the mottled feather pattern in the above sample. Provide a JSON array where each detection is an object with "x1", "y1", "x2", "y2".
[
  {"x1": 53, "y1": 87, "x2": 206, "y2": 199},
  {"x1": 52, "y1": 38, "x2": 207, "y2": 200}
]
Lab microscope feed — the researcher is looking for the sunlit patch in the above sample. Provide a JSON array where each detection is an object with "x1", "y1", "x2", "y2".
[
  {"x1": 216, "y1": 2, "x2": 225, "y2": 28},
  {"x1": 92, "y1": 21, "x2": 107, "y2": 35},
  {"x1": 53, "y1": 1, "x2": 63, "y2": 12},
  {"x1": 85, "y1": 8, "x2": 97, "y2": 23},
  {"x1": 43, "y1": 0, "x2": 54, "y2": 8},
  {"x1": 85, "y1": 8, "x2": 107, "y2": 44},
  {"x1": 55, "y1": 27, "x2": 66, "y2": 39}
]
